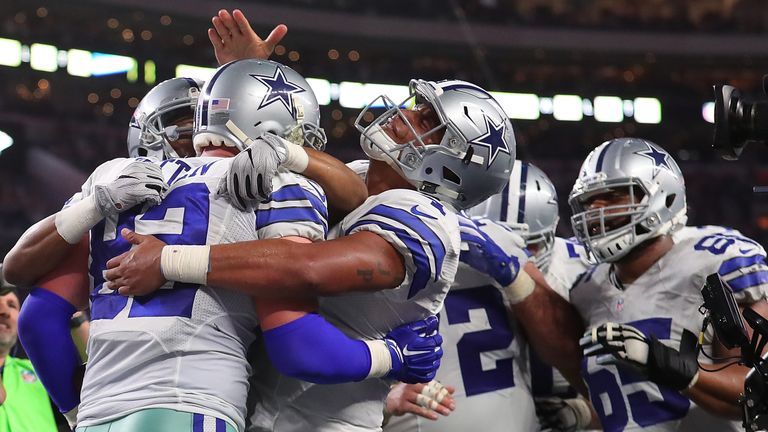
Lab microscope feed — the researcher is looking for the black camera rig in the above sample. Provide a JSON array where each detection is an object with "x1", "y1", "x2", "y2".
[{"x1": 701, "y1": 273, "x2": 768, "y2": 431}]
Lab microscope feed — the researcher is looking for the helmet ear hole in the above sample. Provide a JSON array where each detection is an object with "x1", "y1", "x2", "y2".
[
  {"x1": 442, "y1": 166, "x2": 461, "y2": 185},
  {"x1": 138, "y1": 148, "x2": 148, "y2": 157},
  {"x1": 666, "y1": 193, "x2": 676, "y2": 208}
]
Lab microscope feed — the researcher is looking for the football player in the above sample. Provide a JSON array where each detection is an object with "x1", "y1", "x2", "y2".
[
  {"x1": 6, "y1": 60, "x2": 441, "y2": 432},
  {"x1": 383, "y1": 161, "x2": 593, "y2": 432},
  {"x1": 573, "y1": 138, "x2": 768, "y2": 431},
  {"x1": 471, "y1": 161, "x2": 594, "y2": 431},
  {"x1": 104, "y1": 76, "x2": 521, "y2": 431}
]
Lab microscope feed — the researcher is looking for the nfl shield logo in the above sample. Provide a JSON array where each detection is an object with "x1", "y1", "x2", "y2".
[
  {"x1": 616, "y1": 297, "x2": 625, "y2": 312},
  {"x1": 21, "y1": 370, "x2": 37, "y2": 384}
]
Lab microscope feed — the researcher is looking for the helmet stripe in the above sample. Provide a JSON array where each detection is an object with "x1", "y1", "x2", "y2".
[
  {"x1": 517, "y1": 162, "x2": 529, "y2": 224},
  {"x1": 594, "y1": 143, "x2": 611, "y2": 172},
  {"x1": 200, "y1": 62, "x2": 236, "y2": 127}
]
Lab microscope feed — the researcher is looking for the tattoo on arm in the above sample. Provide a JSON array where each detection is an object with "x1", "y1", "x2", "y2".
[{"x1": 357, "y1": 269, "x2": 374, "y2": 283}]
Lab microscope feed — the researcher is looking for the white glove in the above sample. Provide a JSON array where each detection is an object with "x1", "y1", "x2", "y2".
[
  {"x1": 580, "y1": 322, "x2": 699, "y2": 390},
  {"x1": 536, "y1": 397, "x2": 592, "y2": 432},
  {"x1": 218, "y1": 133, "x2": 306, "y2": 211},
  {"x1": 93, "y1": 161, "x2": 167, "y2": 216}
]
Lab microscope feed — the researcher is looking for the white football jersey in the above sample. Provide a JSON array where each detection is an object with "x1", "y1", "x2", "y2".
[
  {"x1": 571, "y1": 225, "x2": 768, "y2": 432},
  {"x1": 248, "y1": 188, "x2": 461, "y2": 432},
  {"x1": 74, "y1": 157, "x2": 327, "y2": 431},
  {"x1": 385, "y1": 214, "x2": 538, "y2": 432},
  {"x1": 530, "y1": 237, "x2": 592, "y2": 398}
]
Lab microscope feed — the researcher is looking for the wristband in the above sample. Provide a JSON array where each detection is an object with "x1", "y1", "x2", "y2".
[
  {"x1": 504, "y1": 269, "x2": 535, "y2": 304},
  {"x1": 54, "y1": 195, "x2": 103, "y2": 244},
  {"x1": 160, "y1": 245, "x2": 210, "y2": 285},
  {"x1": 364, "y1": 340, "x2": 393, "y2": 379},
  {"x1": 282, "y1": 139, "x2": 309, "y2": 173}
]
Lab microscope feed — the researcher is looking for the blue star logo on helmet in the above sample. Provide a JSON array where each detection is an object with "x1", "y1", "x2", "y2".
[
  {"x1": 634, "y1": 143, "x2": 670, "y2": 168},
  {"x1": 249, "y1": 67, "x2": 305, "y2": 117},
  {"x1": 468, "y1": 114, "x2": 509, "y2": 169}
]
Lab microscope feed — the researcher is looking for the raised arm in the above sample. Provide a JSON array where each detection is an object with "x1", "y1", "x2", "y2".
[{"x1": 209, "y1": 9, "x2": 287, "y2": 65}]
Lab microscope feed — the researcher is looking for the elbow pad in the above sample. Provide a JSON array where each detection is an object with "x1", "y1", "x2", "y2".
[{"x1": 18, "y1": 288, "x2": 81, "y2": 412}]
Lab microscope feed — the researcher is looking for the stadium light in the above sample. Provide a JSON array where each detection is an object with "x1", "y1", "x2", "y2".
[
  {"x1": 67, "y1": 49, "x2": 92, "y2": 77},
  {"x1": 634, "y1": 97, "x2": 662, "y2": 124},
  {"x1": 491, "y1": 92, "x2": 539, "y2": 120},
  {"x1": 175, "y1": 64, "x2": 216, "y2": 82},
  {"x1": 594, "y1": 96, "x2": 624, "y2": 122},
  {"x1": 702, "y1": 102, "x2": 715, "y2": 123},
  {"x1": 306, "y1": 78, "x2": 331, "y2": 106},
  {"x1": 0, "y1": 130, "x2": 13, "y2": 156},
  {"x1": 552, "y1": 95, "x2": 583, "y2": 121},
  {"x1": 90, "y1": 53, "x2": 136, "y2": 76},
  {"x1": 30, "y1": 43, "x2": 58, "y2": 72},
  {"x1": 0, "y1": 38, "x2": 22, "y2": 67},
  {"x1": 339, "y1": 82, "x2": 410, "y2": 109}
]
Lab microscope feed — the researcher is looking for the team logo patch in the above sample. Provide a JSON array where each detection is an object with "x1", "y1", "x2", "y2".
[
  {"x1": 616, "y1": 297, "x2": 625, "y2": 312},
  {"x1": 249, "y1": 67, "x2": 305, "y2": 116},
  {"x1": 21, "y1": 370, "x2": 37, "y2": 384},
  {"x1": 468, "y1": 114, "x2": 510, "y2": 169}
]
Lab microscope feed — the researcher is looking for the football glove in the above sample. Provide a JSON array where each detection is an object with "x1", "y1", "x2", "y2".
[
  {"x1": 218, "y1": 133, "x2": 287, "y2": 211},
  {"x1": 93, "y1": 160, "x2": 166, "y2": 216},
  {"x1": 458, "y1": 221, "x2": 519, "y2": 287},
  {"x1": 580, "y1": 322, "x2": 699, "y2": 391},
  {"x1": 535, "y1": 396, "x2": 592, "y2": 432},
  {"x1": 384, "y1": 315, "x2": 443, "y2": 384}
]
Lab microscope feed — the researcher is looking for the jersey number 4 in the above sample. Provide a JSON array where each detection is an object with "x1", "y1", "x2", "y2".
[
  {"x1": 444, "y1": 286, "x2": 516, "y2": 396},
  {"x1": 89, "y1": 183, "x2": 210, "y2": 320}
]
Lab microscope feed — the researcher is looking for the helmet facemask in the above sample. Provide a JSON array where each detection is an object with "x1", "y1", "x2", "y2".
[
  {"x1": 569, "y1": 179, "x2": 650, "y2": 263},
  {"x1": 138, "y1": 86, "x2": 199, "y2": 159},
  {"x1": 354, "y1": 82, "x2": 469, "y2": 205}
]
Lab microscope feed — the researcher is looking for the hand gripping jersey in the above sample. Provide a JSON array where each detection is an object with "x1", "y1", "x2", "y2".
[
  {"x1": 570, "y1": 225, "x2": 768, "y2": 432},
  {"x1": 72, "y1": 157, "x2": 326, "y2": 431},
  {"x1": 530, "y1": 237, "x2": 592, "y2": 399},
  {"x1": 385, "y1": 214, "x2": 538, "y2": 432},
  {"x1": 248, "y1": 189, "x2": 460, "y2": 432}
]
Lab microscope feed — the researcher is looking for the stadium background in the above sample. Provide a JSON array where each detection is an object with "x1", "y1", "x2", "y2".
[{"x1": 1, "y1": 0, "x2": 768, "y2": 260}]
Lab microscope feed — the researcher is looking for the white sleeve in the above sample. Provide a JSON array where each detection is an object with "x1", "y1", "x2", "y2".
[
  {"x1": 255, "y1": 170, "x2": 328, "y2": 242},
  {"x1": 340, "y1": 189, "x2": 460, "y2": 298}
]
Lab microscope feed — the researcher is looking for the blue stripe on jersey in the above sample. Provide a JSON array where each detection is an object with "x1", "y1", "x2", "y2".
[
  {"x1": 256, "y1": 206, "x2": 327, "y2": 235},
  {"x1": 725, "y1": 270, "x2": 768, "y2": 293},
  {"x1": 193, "y1": 413, "x2": 204, "y2": 432},
  {"x1": 364, "y1": 204, "x2": 446, "y2": 281},
  {"x1": 719, "y1": 254, "x2": 767, "y2": 276},
  {"x1": 347, "y1": 219, "x2": 431, "y2": 298},
  {"x1": 268, "y1": 184, "x2": 328, "y2": 220},
  {"x1": 216, "y1": 418, "x2": 226, "y2": 432},
  {"x1": 517, "y1": 162, "x2": 528, "y2": 224}
]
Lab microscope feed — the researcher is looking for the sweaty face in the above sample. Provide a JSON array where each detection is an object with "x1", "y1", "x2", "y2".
[
  {"x1": 580, "y1": 186, "x2": 644, "y2": 235},
  {"x1": 0, "y1": 292, "x2": 19, "y2": 351},
  {"x1": 380, "y1": 103, "x2": 445, "y2": 146}
]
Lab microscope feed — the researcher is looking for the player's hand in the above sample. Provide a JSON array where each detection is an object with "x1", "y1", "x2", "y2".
[
  {"x1": 384, "y1": 315, "x2": 443, "y2": 384},
  {"x1": 94, "y1": 161, "x2": 166, "y2": 217},
  {"x1": 217, "y1": 133, "x2": 287, "y2": 211},
  {"x1": 385, "y1": 381, "x2": 456, "y2": 421},
  {"x1": 209, "y1": 9, "x2": 288, "y2": 65},
  {"x1": 580, "y1": 322, "x2": 700, "y2": 391},
  {"x1": 535, "y1": 396, "x2": 593, "y2": 432},
  {"x1": 104, "y1": 228, "x2": 168, "y2": 296},
  {"x1": 458, "y1": 220, "x2": 519, "y2": 287}
]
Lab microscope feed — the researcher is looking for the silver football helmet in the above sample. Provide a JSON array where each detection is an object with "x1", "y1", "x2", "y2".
[
  {"x1": 468, "y1": 161, "x2": 559, "y2": 272},
  {"x1": 569, "y1": 138, "x2": 687, "y2": 263},
  {"x1": 355, "y1": 79, "x2": 515, "y2": 210},
  {"x1": 193, "y1": 59, "x2": 326, "y2": 155},
  {"x1": 127, "y1": 77, "x2": 203, "y2": 159}
]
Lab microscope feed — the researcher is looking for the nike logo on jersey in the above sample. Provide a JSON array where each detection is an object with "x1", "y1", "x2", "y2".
[{"x1": 410, "y1": 205, "x2": 437, "y2": 220}]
